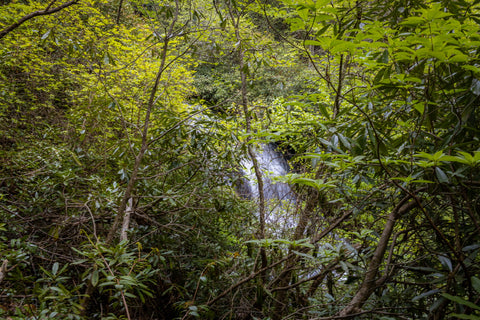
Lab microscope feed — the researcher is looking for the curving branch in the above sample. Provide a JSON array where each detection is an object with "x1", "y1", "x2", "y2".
[
  {"x1": 0, "y1": 0, "x2": 79, "y2": 40},
  {"x1": 337, "y1": 197, "x2": 418, "y2": 318}
]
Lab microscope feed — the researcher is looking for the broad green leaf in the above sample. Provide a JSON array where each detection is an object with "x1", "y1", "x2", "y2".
[
  {"x1": 432, "y1": 151, "x2": 446, "y2": 161},
  {"x1": 304, "y1": 40, "x2": 323, "y2": 47},
  {"x1": 400, "y1": 16, "x2": 425, "y2": 26},
  {"x1": 412, "y1": 289, "x2": 441, "y2": 301},
  {"x1": 189, "y1": 305, "x2": 198, "y2": 312},
  {"x1": 415, "y1": 151, "x2": 437, "y2": 160},
  {"x1": 298, "y1": 8, "x2": 309, "y2": 20},
  {"x1": 448, "y1": 151, "x2": 480, "y2": 166},
  {"x1": 98, "y1": 281, "x2": 116, "y2": 287},
  {"x1": 438, "y1": 255, "x2": 452, "y2": 271},
  {"x1": 463, "y1": 65, "x2": 480, "y2": 74},
  {"x1": 446, "y1": 51, "x2": 469, "y2": 63},
  {"x1": 462, "y1": 244, "x2": 480, "y2": 251},
  {"x1": 442, "y1": 293, "x2": 480, "y2": 311},
  {"x1": 124, "y1": 292, "x2": 137, "y2": 299},
  {"x1": 373, "y1": 67, "x2": 387, "y2": 84},
  {"x1": 337, "y1": 134, "x2": 351, "y2": 149},
  {"x1": 423, "y1": 5, "x2": 451, "y2": 20},
  {"x1": 449, "y1": 314, "x2": 480, "y2": 320},
  {"x1": 376, "y1": 49, "x2": 389, "y2": 64},
  {"x1": 318, "y1": 104, "x2": 330, "y2": 119},
  {"x1": 291, "y1": 177, "x2": 335, "y2": 190},
  {"x1": 413, "y1": 102, "x2": 425, "y2": 115},
  {"x1": 329, "y1": 39, "x2": 357, "y2": 53},
  {"x1": 472, "y1": 276, "x2": 480, "y2": 294},
  {"x1": 313, "y1": 14, "x2": 333, "y2": 22},
  {"x1": 314, "y1": 0, "x2": 331, "y2": 10},
  {"x1": 52, "y1": 262, "x2": 59, "y2": 276},
  {"x1": 435, "y1": 167, "x2": 449, "y2": 184},
  {"x1": 91, "y1": 270, "x2": 99, "y2": 287},
  {"x1": 391, "y1": 176, "x2": 434, "y2": 184},
  {"x1": 315, "y1": 24, "x2": 330, "y2": 37}
]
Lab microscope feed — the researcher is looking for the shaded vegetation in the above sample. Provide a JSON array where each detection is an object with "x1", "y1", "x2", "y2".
[{"x1": 1, "y1": 0, "x2": 480, "y2": 319}]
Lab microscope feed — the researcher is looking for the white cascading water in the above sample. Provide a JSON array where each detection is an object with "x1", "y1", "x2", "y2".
[
  {"x1": 240, "y1": 143, "x2": 296, "y2": 231},
  {"x1": 240, "y1": 144, "x2": 352, "y2": 276}
]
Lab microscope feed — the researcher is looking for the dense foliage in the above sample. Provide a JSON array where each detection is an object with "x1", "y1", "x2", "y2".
[{"x1": 1, "y1": 0, "x2": 479, "y2": 319}]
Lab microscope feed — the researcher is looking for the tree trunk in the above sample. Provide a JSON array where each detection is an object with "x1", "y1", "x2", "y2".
[{"x1": 338, "y1": 198, "x2": 417, "y2": 317}]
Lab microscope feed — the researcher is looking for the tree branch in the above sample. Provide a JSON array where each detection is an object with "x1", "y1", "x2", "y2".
[
  {"x1": 0, "y1": 0, "x2": 79, "y2": 40},
  {"x1": 337, "y1": 197, "x2": 418, "y2": 317},
  {"x1": 106, "y1": 0, "x2": 179, "y2": 245}
]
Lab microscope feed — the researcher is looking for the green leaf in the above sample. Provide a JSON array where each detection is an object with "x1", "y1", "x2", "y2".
[
  {"x1": 189, "y1": 305, "x2": 198, "y2": 312},
  {"x1": 438, "y1": 255, "x2": 452, "y2": 271},
  {"x1": 413, "y1": 102, "x2": 425, "y2": 115},
  {"x1": 373, "y1": 67, "x2": 387, "y2": 84},
  {"x1": 449, "y1": 151, "x2": 480, "y2": 166},
  {"x1": 98, "y1": 281, "x2": 116, "y2": 287},
  {"x1": 290, "y1": 238, "x2": 315, "y2": 249},
  {"x1": 400, "y1": 16, "x2": 425, "y2": 26},
  {"x1": 435, "y1": 167, "x2": 449, "y2": 184},
  {"x1": 472, "y1": 276, "x2": 480, "y2": 294},
  {"x1": 432, "y1": 151, "x2": 446, "y2": 161},
  {"x1": 52, "y1": 262, "x2": 59, "y2": 276},
  {"x1": 304, "y1": 40, "x2": 322, "y2": 46},
  {"x1": 423, "y1": 4, "x2": 451, "y2": 20},
  {"x1": 462, "y1": 244, "x2": 480, "y2": 251},
  {"x1": 464, "y1": 64, "x2": 480, "y2": 74},
  {"x1": 376, "y1": 49, "x2": 389, "y2": 64},
  {"x1": 124, "y1": 292, "x2": 137, "y2": 299},
  {"x1": 337, "y1": 133, "x2": 351, "y2": 149},
  {"x1": 292, "y1": 250, "x2": 315, "y2": 260},
  {"x1": 318, "y1": 104, "x2": 330, "y2": 119},
  {"x1": 315, "y1": 24, "x2": 330, "y2": 37},
  {"x1": 291, "y1": 177, "x2": 335, "y2": 190},
  {"x1": 449, "y1": 314, "x2": 480, "y2": 320},
  {"x1": 91, "y1": 270, "x2": 99, "y2": 287},
  {"x1": 412, "y1": 289, "x2": 440, "y2": 301},
  {"x1": 297, "y1": 7, "x2": 309, "y2": 20},
  {"x1": 442, "y1": 293, "x2": 480, "y2": 311}
]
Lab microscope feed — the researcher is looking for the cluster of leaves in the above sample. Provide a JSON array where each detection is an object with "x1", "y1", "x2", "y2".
[
  {"x1": 0, "y1": 0, "x2": 252, "y2": 319},
  {"x1": 240, "y1": 0, "x2": 480, "y2": 318},
  {"x1": 1, "y1": 0, "x2": 480, "y2": 319},
  {"x1": 184, "y1": 0, "x2": 480, "y2": 319}
]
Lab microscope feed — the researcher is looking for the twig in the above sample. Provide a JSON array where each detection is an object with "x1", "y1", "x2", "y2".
[{"x1": 0, "y1": 0, "x2": 79, "y2": 40}]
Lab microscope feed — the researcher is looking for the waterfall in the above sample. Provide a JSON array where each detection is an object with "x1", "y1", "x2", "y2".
[
  {"x1": 240, "y1": 143, "x2": 296, "y2": 231},
  {"x1": 240, "y1": 143, "x2": 294, "y2": 200}
]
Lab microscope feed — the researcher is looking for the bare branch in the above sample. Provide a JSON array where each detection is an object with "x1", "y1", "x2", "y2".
[{"x1": 0, "y1": 1, "x2": 79, "y2": 40}]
